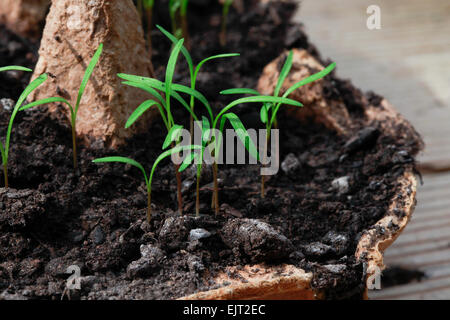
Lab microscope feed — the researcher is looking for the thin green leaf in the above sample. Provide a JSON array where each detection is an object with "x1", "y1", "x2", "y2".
[
  {"x1": 195, "y1": 54, "x2": 240, "y2": 79},
  {"x1": 219, "y1": 113, "x2": 259, "y2": 161},
  {"x1": 76, "y1": 43, "x2": 103, "y2": 114},
  {"x1": 214, "y1": 96, "x2": 303, "y2": 129},
  {"x1": 20, "y1": 97, "x2": 74, "y2": 120},
  {"x1": 171, "y1": 83, "x2": 213, "y2": 122},
  {"x1": 5, "y1": 73, "x2": 48, "y2": 158},
  {"x1": 178, "y1": 152, "x2": 198, "y2": 172},
  {"x1": 119, "y1": 75, "x2": 199, "y2": 123},
  {"x1": 126, "y1": 100, "x2": 161, "y2": 129},
  {"x1": 0, "y1": 66, "x2": 32, "y2": 73},
  {"x1": 120, "y1": 79, "x2": 167, "y2": 108},
  {"x1": 156, "y1": 24, "x2": 194, "y2": 78},
  {"x1": 268, "y1": 62, "x2": 336, "y2": 127},
  {"x1": 163, "y1": 124, "x2": 184, "y2": 149},
  {"x1": 201, "y1": 116, "x2": 210, "y2": 146},
  {"x1": 283, "y1": 62, "x2": 336, "y2": 98},
  {"x1": 180, "y1": 0, "x2": 189, "y2": 16},
  {"x1": 274, "y1": 50, "x2": 293, "y2": 97},
  {"x1": 260, "y1": 104, "x2": 268, "y2": 124},
  {"x1": 165, "y1": 39, "x2": 185, "y2": 115},
  {"x1": 220, "y1": 88, "x2": 260, "y2": 96},
  {"x1": 143, "y1": 0, "x2": 154, "y2": 9},
  {"x1": 92, "y1": 156, "x2": 148, "y2": 186},
  {"x1": 149, "y1": 145, "x2": 202, "y2": 189},
  {"x1": 0, "y1": 142, "x2": 5, "y2": 165}
]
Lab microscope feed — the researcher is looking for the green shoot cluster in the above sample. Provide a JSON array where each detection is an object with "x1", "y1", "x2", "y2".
[
  {"x1": 169, "y1": 0, "x2": 190, "y2": 48},
  {"x1": 0, "y1": 67, "x2": 49, "y2": 187},
  {"x1": 94, "y1": 27, "x2": 307, "y2": 221},
  {"x1": 220, "y1": 0, "x2": 234, "y2": 46},
  {"x1": 221, "y1": 50, "x2": 336, "y2": 197},
  {"x1": 20, "y1": 44, "x2": 103, "y2": 169}
]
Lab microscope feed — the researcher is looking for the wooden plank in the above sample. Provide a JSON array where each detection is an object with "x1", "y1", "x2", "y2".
[
  {"x1": 295, "y1": 0, "x2": 450, "y2": 300},
  {"x1": 295, "y1": 0, "x2": 450, "y2": 166},
  {"x1": 370, "y1": 274, "x2": 450, "y2": 300}
]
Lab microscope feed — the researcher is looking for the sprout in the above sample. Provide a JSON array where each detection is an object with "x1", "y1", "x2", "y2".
[
  {"x1": 0, "y1": 68, "x2": 49, "y2": 188},
  {"x1": 118, "y1": 38, "x2": 205, "y2": 215},
  {"x1": 156, "y1": 25, "x2": 239, "y2": 143},
  {"x1": 118, "y1": 31, "x2": 302, "y2": 216},
  {"x1": 93, "y1": 144, "x2": 201, "y2": 223},
  {"x1": 169, "y1": 0, "x2": 190, "y2": 48},
  {"x1": 20, "y1": 44, "x2": 103, "y2": 170},
  {"x1": 221, "y1": 50, "x2": 336, "y2": 197},
  {"x1": 142, "y1": 0, "x2": 155, "y2": 56},
  {"x1": 220, "y1": 0, "x2": 234, "y2": 46},
  {"x1": 209, "y1": 95, "x2": 303, "y2": 214}
]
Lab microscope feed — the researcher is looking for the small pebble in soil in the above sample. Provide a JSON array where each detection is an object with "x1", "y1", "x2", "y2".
[
  {"x1": 126, "y1": 244, "x2": 165, "y2": 279},
  {"x1": 189, "y1": 228, "x2": 211, "y2": 242},
  {"x1": 68, "y1": 231, "x2": 86, "y2": 244},
  {"x1": 159, "y1": 216, "x2": 194, "y2": 251},
  {"x1": 289, "y1": 251, "x2": 305, "y2": 262},
  {"x1": 322, "y1": 231, "x2": 349, "y2": 256},
  {"x1": 301, "y1": 242, "x2": 333, "y2": 260},
  {"x1": 221, "y1": 218, "x2": 293, "y2": 262},
  {"x1": 331, "y1": 176, "x2": 350, "y2": 194},
  {"x1": 323, "y1": 264, "x2": 347, "y2": 274},
  {"x1": 0, "y1": 98, "x2": 14, "y2": 111},
  {"x1": 186, "y1": 254, "x2": 205, "y2": 273},
  {"x1": 90, "y1": 225, "x2": 105, "y2": 245},
  {"x1": 344, "y1": 127, "x2": 379, "y2": 153},
  {"x1": 281, "y1": 153, "x2": 301, "y2": 175},
  {"x1": 181, "y1": 179, "x2": 195, "y2": 194}
]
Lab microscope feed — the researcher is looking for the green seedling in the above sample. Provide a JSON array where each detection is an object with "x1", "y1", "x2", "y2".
[
  {"x1": 169, "y1": 0, "x2": 190, "y2": 48},
  {"x1": 118, "y1": 38, "x2": 206, "y2": 215},
  {"x1": 208, "y1": 95, "x2": 303, "y2": 214},
  {"x1": 118, "y1": 33, "x2": 301, "y2": 216},
  {"x1": 0, "y1": 68, "x2": 49, "y2": 188},
  {"x1": 156, "y1": 25, "x2": 239, "y2": 144},
  {"x1": 143, "y1": 0, "x2": 155, "y2": 56},
  {"x1": 20, "y1": 44, "x2": 103, "y2": 170},
  {"x1": 93, "y1": 144, "x2": 201, "y2": 223},
  {"x1": 220, "y1": 0, "x2": 234, "y2": 46},
  {"x1": 221, "y1": 50, "x2": 336, "y2": 197}
]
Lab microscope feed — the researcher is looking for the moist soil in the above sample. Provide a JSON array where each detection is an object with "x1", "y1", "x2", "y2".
[{"x1": 0, "y1": 0, "x2": 423, "y2": 299}]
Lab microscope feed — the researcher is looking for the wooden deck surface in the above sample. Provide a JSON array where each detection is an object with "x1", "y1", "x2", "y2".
[{"x1": 294, "y1": 0, "x2": 450, "y2": 299}]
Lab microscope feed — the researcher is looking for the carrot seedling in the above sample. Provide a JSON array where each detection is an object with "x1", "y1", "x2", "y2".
[
  {"x1": 93, "y1": 144, "x2": 201, "y2": 223},
  {"x1": 156, "y1": 25, "x2": 239, "y2": 142},
  {"x1": 169, "y1": 0, "x2": 190, "y2": 45},
  {"x1": 118, "y1": 34, "x2": 300, "y2": 215},
  {"x1": 0, "y1": 69, "x2": 49, "y2": 188},
  {"x1": 221, "y1": 50, "x2": 336, "y2": 197},
  {"x1": 208, "y1": 95, "x2": 303, "y2": 214},
  {"x1": 143, "y1": 0, "x2": 155, "y2": 56},
  {"x1": 20, "y1": 44, "x2": 103, "y2": 170},
  {"x1": 220, "y1": 0, "x2": 234, "y2": 46},
  {"x1": 118, "y1": 38, "x2": 206, "y2": 215}
]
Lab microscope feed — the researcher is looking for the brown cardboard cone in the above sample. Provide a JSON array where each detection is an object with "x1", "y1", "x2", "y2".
[
  {"x1": 0, "y1": 0, "x2": 49, "y2": 38},
  {"x1": 29, "y1": 0, "x2": 156, "y2": 148}
]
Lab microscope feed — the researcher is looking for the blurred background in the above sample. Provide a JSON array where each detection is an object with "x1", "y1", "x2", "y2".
[{"x1": 295, "y1": 0, "x2": 450, "y2": 299}]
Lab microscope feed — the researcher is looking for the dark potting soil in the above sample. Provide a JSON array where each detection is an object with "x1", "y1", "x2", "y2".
[{"x1": 0, "y1": 1, "x2": 423, "y2": 299}]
